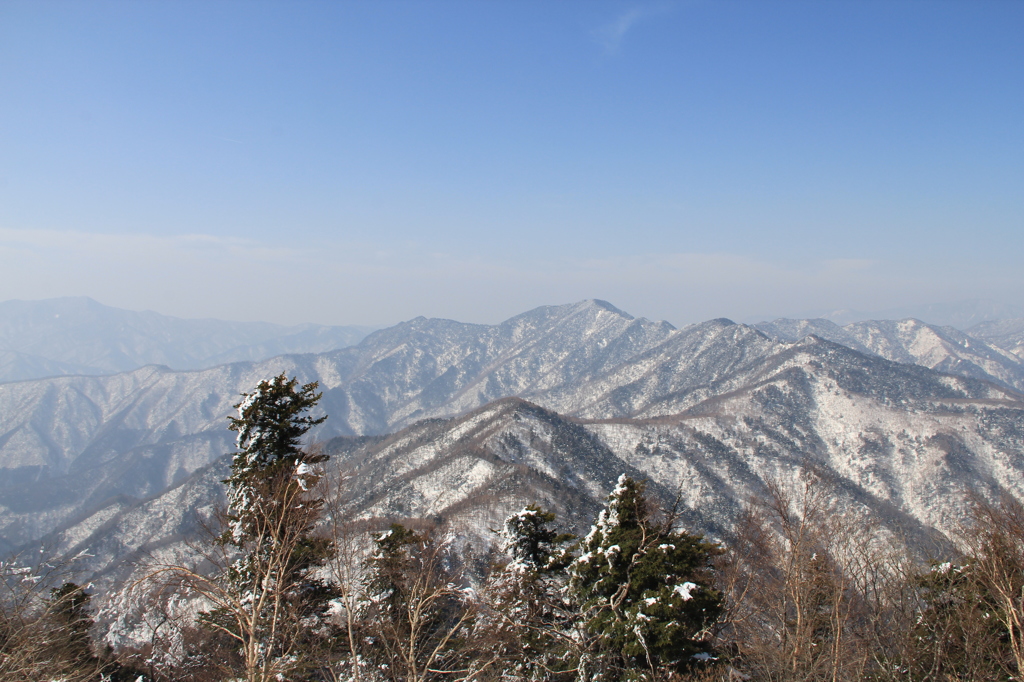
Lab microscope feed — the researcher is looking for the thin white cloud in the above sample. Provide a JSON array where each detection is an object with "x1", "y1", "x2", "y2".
[{"x1": 594, "y1": 3, "x2": 672, "y2": 53}]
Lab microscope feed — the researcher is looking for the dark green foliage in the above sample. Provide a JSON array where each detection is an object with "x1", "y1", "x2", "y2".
[
  {"x1": 223, "y1": 373, "x2": 327, "y2": 547},
  {"x1": 502, "y1": 505, "x2": 575, "y2": 572},
  {"x1": 908, "y1": 562, "x2": 1009, "y2": 679},
  {"x1": 365, "y1": 523, "x2": 422, "y2": 616},
  {"x1": 228, "y1": 374, "x2": 327, "y2": 470},
  {"x1": 569, "y1": 476, "x2": 723, "y2": 680}
]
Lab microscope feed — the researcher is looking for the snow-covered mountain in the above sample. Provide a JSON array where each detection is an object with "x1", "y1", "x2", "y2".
[
  {"x1": 968, "y1": 318, "x2": 1024, "y2": 359},
  {"x1": 0, "y1": 297, "x2": 372, "y2": 382},
  {"x1": 52, "y1": 345, "x2": 1024, "y2": 597},
  {"x1": 0, "y1": 300, "x2": 677, "y2": 548},
  {"x1": 3, "y1": 300, "x2": 1024, "y2": 569},
  {"x1": 756, "y1": 317, "x2": 1024, "y2": 392}
]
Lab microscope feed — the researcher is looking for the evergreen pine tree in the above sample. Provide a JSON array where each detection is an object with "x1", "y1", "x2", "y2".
[
  {"x1": 501, "y1": 506, "x2": 573, "y2": 573},
  {"x1": 569, "y1": 475, "x2": 722, "y2": 681},
  {"x1": 202, "y1": 373, "x2": 336, "y2": 682}
]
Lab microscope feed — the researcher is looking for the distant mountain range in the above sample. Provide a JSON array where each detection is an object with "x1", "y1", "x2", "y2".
[
  {"x1": 0, "y1": 297, "x2": 374, "y2": 383},
  {"x1": 2, "y1": 295, "x2": 1024, "y2": 644},
  {"x1": 754, "y1": 317, "x2": 1024, "y2": 392},
  {"x1": 789, "y1": 298, "x2": 1024, "y2": 329},
  {"x1": 52, "y1": 334, "x2": 1024, "y2": 602},
  {"x1": 967, "y1": 318, "x2": 1024, "y2": 359},
  {"x1": 2, "y1": 298, "x2": 1023, "y2": 559}
]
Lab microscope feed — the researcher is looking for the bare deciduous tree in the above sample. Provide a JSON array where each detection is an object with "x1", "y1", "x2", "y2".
[
  {"x1": 909, "y1": 493, "x2": 1024, "y2": 680},
  {"x1": 362, "y1": 523, "x2": 490, "y2": 682},
  {"x1": 142, "y1": 459, "x2": 336, "y2": 682},
  {"x1": 718, "y1": 471, "x2": 914, "y2": 682},
  {"x1": 964, "y1": 493, "x2": 1024, "y2": 676},
  {"x1": 0, "y1": 556, "x2": 110, "y2": 681}
]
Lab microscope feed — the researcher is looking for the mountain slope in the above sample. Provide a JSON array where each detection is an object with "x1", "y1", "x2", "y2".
[
  {"x1": 0, "y1": 301, "x2": 678, "y2": 547},
  {"x1": 0, "y1": 349, "x2": 101, "y2": 383},
  {"x1": 612, "y1": 338, "x2": 1024, "y2": 539},
  {"x1": 48, "y1": 399, "x2": 619, "y2": 594}
]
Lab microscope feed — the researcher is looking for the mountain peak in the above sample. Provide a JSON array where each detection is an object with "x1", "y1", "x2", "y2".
[{"x1": 579, "y1": 299, "x2": 630, "y2": 317}]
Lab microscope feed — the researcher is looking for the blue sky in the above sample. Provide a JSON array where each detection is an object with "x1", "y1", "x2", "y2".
[{"x1": 1, "y1": 1, "x2": 1022, "y2": 326}]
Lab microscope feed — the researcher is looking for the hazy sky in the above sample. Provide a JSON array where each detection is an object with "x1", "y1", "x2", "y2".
[{"x1": 1, "y1": 1, "x2": 1022, "y2": 326}]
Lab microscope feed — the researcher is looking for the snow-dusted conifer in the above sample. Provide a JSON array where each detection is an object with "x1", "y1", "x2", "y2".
[
  {"x1": 569, "y1": 475, "x2": 722, "y2": 680},
  {"x1": 485, "y1": 506, "x2": 577, "y2": 681},
  {"x1": 202, "y1": 373, "x2": 336, "y2": 681},
  {"x1": 501, "y1": 505, "x2": 573, "y2": 574},
  {"x1": 224, "y1": 373, "x2": 327, "y2": 544}
]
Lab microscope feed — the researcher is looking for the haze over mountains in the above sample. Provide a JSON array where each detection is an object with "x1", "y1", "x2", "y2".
[
  {"x1": 789, "y1": 299, "x2": 1024, "y2": 329},
  {"x1": 754, "y1": 317, "x2": 1024, "y2": 393},
  {"x1": 0, "y1": 297, "x2": 373, "y2": 383},
  {"x1": 4, "y1": 296, "x2": 1024, "y2": 385},
  {"x1": 968, "y1": 318, "x2": 1024, "y2": 359}
]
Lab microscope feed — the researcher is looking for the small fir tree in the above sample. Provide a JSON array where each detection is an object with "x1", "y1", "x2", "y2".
[
  {"x1": 569, "y1": 475, "x2": 723, "y2": 681},
  {"x1": 224, "y1": 373, "x2": 328, "y2": 538},
  {"x1": 501, "y1": 506, "x2": 574, "y2": 573}
]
